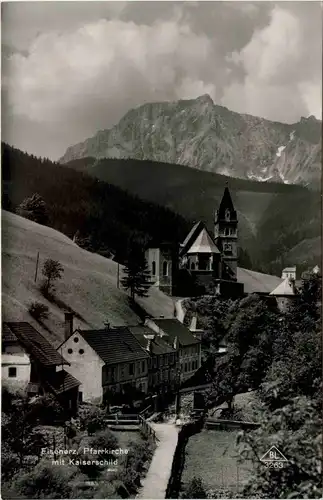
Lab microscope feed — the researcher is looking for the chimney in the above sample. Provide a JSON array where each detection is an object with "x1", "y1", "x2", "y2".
[
  {"x1": 173, "y1": 336, "x2": 178, "y2": 350},
  {"x1": 147, "y1": 339, "x2": 153, "y2": 353},
  {"x1": 64, "y1": 312, "x2": 74, "y2": 340},
  {"x1": 189, "y1": 314, "x2": 197, "y2": 332}
]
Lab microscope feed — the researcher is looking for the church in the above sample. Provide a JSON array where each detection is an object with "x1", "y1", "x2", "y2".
[{"x1": 145, "y1": 186, "x2": 246, "y2": 297}]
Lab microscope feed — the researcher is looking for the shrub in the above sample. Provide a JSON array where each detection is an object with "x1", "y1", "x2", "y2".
[
  {"x1": 12, "y1": 458, "x2": 75, "y2": 498},
  {"x1": 182, "y1": 476, "x2": 208, "y2": 499},
  {"x1": 89, "y1": 429, "x2": 119, "y2": 459},
  {"x1": 79, "y1": 406, "x2": 106, "y2": 435},
  {"x1": 28, "y1": 301, "x2": 49, "y2": 321}
]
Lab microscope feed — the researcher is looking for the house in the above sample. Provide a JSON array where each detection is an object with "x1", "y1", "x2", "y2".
[
  {"x1": 269, "y1": 278, "x2": 297, "y2": 311},
  {"x1": 144, "y1": 318, "x2": 202, "y2": 382},
  {"x1": 2, "y1": 324, "x2": 31, "y2": 391},
  {"x1": 2, "y1": 322, "x2": 80, "y2": 414},
  {"x1": 281, "y1": 266, "x2": 297, "y2": 280},
  {"x1": 128, "y1": 325, "x2": 179, "y2": 396},
  {"x1": 59, "y1": 325, "x2": 150, "y2": 405}
]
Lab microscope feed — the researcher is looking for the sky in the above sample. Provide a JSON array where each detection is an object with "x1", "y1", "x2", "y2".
[{"x1": 2, "y1": 1, "x2": 322, "y2": 160}]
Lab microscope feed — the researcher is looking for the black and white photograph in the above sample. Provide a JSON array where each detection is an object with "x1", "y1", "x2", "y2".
[{"x1": 1, "y1": 1, "x2": 322, "y2": 499}]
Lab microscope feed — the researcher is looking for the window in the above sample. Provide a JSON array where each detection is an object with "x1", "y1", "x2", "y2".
[
  {"x1": 162, "y1": 261, "x2": 168, "y2": 276},
  {"x1": 224, "y1": 243, "x2": 232, "y2": 254},
  {"x1": 225, "y1": 209, "x2": 230, "y2": 221},
  {"x1": 152, "y1": 261, "x2": 156, "y2": 275},
  {"x1": 68, "y1": 348, "x2": 73, "y2": 354},
  {"x1": 79, "y1": 349, "x2": 84, "y2": 355},
  {"x1": 191, "y1": 262, "x2": 195, "y2": 270},
  {"x1": 129, "y1": 363, "x2": 134, "y2": 375},
  {"x1": 8, "y1": 367, "x2": 17, "y2": 378},
  {"x1": 142, "y1": 361, "x2": 145, "y2": 373},
  {"x1": 74, "y1": 337, "x2": 79, "y2": 343}
]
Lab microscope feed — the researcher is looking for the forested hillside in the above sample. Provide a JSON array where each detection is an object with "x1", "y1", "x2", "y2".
[
  {"x1": 2, "y1": 143, "x2": 190, "y2": 265},
  {"x1": 66, "y1": 155, "x2": 321, "y2": 275}
]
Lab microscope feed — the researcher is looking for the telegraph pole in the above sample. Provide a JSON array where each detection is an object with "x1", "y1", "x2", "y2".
[
  {"x1": 34, "y1": 252, "x2": 39, "y2": 282},
  {"x1": 117, "y1": 262, "x2": 120, "y2": 288}
]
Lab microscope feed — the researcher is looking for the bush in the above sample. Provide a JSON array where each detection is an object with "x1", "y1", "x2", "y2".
[
  {"x1": 89, "y1": 430, "x2": 119, "y2": 459},
  {"x1": 79, "y1": 406, "x2": 106, "y2": 435},
  {"x1": 182, "y1": 476, "x2": 208, "y2": 499},
  {"x1": 28, "y1": 301, "x2": 49, "y2": 321},
  {"x1": 28, "y1": 394, "x2": 65, "y2": 424},
  {"x1": 12, "y1": 458, "x2": 75, "y2": 498}
]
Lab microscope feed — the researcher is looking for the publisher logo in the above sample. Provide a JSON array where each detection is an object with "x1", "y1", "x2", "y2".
[{"x1": 260, "y1": 446, "x2": 288, "y2": 469}]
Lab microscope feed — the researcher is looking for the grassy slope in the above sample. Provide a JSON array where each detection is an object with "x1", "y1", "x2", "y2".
[
  {"x1": 182, "y1": 429, "x2": 252, "y2": 493},
  {"x1": 2, "y1": 211, "x2": 175, "y2": 345}
]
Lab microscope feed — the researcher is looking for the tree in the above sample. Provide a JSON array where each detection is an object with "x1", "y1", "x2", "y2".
[
  {"x1": 238, "y1": 271, "x2": 322, "y2": 498},
  {"x1": 121, "y1": 247, "x2": 151, "y2": 300},
  {"x1": 182, "y1": 476, "x2": 208, "y2": 499},
  {"x1": 17, "y1": 193, "x2": 48, "y2": 224},
  {"x1": 28, "y1": 301, "x2": 49, "y2": 321},
  {"x1": 41, "y1": 259, "x2": 64, "y2": 295}
]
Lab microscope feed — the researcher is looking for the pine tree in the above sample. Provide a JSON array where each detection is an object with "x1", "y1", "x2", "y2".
[
  {"x1": 17, "y1": 193, "x2": 48, "y2": 225},
  {"x1": 121, "y1": 247, "x2": 151, "y2": 300}
]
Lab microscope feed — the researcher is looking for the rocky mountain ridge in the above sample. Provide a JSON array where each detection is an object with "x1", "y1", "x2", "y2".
[{"x1": 59, "y1": 95, "x2": 321, "y2": 186}]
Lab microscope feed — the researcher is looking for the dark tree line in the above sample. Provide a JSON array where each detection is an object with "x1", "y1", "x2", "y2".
[{"x1": 2, "y1": 143, "x2": 190, "y2": 265}]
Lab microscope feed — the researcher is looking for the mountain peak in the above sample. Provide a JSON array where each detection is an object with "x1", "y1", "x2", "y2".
[{"x1": 194, "y1": 94, "x2": 214, "y2": 105}]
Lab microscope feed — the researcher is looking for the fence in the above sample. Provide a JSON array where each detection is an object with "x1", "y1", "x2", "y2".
[{"x1": 138, "y1": 414, "x2": 159, "y2": 443}]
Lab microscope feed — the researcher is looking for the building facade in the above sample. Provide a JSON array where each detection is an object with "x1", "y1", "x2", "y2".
[{"x1": 60, "y1": 326, "x2": 150, "y2": 404}]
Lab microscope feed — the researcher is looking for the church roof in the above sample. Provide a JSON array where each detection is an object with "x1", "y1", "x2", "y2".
[
  {"x1": 269, "y1": 278, "x2": 297, "y2": 296},
  {"x1": 187, "y1": 228, "x2": 220, "y2": 254},
  {"x1": 216, "y1": 186, "x2": 237, "y2": 221},
  {"x1": 180, "y1": 221, "x2": 205, "y2": 256}
]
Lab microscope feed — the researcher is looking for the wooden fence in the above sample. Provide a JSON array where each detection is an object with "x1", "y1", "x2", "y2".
[{"x1": 138, "y1": 415, "x2": 159, "y2": 443}]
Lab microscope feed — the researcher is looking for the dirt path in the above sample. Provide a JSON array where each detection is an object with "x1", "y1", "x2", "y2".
[{"x1": 137, "y1": 422, "x2": 179, "y2": 499}]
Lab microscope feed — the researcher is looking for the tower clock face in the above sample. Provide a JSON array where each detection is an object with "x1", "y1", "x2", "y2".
[{"x1": 224, "y1": 243, "x2": 232, "y2": 253}]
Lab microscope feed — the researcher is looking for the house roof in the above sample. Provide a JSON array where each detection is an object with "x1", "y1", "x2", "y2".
[
  {"x1": 79, "y1": 327, "x2": 149, "y2": 365},
  {"x1": 2, "y1": 323, "x2": 19, "y2": 342},
  {"x1": 129, "y1": 325, "x2": 176, "y2": 355},
  {"x1": 187, "y1": 228, "x2": 220, "y2": 255},
  {"x1": 152, "y1": 319, "x2": 200, "y2": 346},
  {"x1": 4, "y1": 322, "x2": 67, "y2": 366},
  {"x1": 46, "y1": 370, "x2": 80, "y2": 395},
  {"x1": 237, "y1": 267, "x2": 282, "y2": 294},
  {"x1": 282, "y1": 267, "x2": 296, "y2": 273},
  {"x1": 270, "y1": 278, "x2": 297, "y2": 296}
]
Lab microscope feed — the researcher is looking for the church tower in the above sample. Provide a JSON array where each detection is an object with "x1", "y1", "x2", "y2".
[{"x1": 214, "y1": 186, "x2": 238, "y2": 279}]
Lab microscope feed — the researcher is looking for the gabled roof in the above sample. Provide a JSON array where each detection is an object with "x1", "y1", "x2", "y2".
[
  {"x1": 270, "y1": 278, "x2": 297, "y2": 296},
  {"x1": 152, "y1": 319, "x2": 200, "y2": 346},
  {"x1": 46, "y1": 370, "x2": 80, "y2": 395},
  {"x1": 129, "y1": 325, "x2": 176, "y2": 355},
  {"x1": 187, "y1": 228, "x2": 220, "y2": 255},
  {"x1": 282, "y1": 267, "x2": 296, "y2": 273},
  {"x1": 79, "y1": 327, "x2": 149, "y2": 365},
  {"x1": 237, "y1": 268, "x2": 282, "y2": 294},
  {"x1": 180, "y1": 221, "x2": 205, "y2": 256},
  {"x1": 4, "y1": 322, "x2": 67, "y2": 366},
  {"x1": 2, "y1": 323, "x2": 19, "y2": 342}
]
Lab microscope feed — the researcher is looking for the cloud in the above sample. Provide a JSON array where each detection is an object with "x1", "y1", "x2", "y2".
[
  {"x1": 222, "y1": 6, "x2": 322, "y2": 121},
  {"x1": 4, "y1": 17, "x2": 214, "y2": 126},
  {"x1": 2, "y1": 2, "x2": 321, "y2": 159}
]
